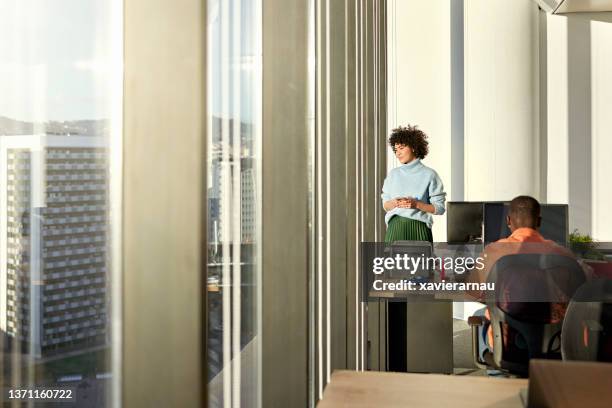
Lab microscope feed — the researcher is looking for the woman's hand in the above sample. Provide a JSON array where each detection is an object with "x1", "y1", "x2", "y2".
[
  {"x1": 397, "y1": 197, "x2": 418, "y2": 209},
  {"x1": 385, "y1": 198, "x2": 436, "y2": 213},
  {"x1": 396, "y1": 198, "x2": 437, "y2": 214},
  {"x1": 383, "y1": 199, "x2": 399, "y2": 211}
]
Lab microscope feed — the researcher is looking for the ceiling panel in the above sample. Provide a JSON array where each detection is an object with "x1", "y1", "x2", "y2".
[{"x1": 556, "y1": 0, "x2": 612, "y2": 13}]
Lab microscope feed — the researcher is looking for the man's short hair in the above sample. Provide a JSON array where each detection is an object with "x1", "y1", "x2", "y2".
[{"x1": 509, "y1": 195, "x2": 540, "y2": 227}]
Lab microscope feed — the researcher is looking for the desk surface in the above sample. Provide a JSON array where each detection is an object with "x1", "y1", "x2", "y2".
[
  {"x1": 319, "y1": 370, "x2": 527, "y2": 408},
  {"x1": 368, "y1": 289, "x2": 468, "y2": 301}
]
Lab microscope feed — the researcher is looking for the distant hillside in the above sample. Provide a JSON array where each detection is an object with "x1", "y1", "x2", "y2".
[
  {"x1": 0, "y1": 116, "x2": 33, "y2": 135},
  {"x1": 0, "y1": 116, "x2": 109, "y2": 136}
]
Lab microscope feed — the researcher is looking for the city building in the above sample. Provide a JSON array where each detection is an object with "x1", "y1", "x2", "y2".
[{"x1": 0, "y1": 135, "x2": 108, "y2": 358}]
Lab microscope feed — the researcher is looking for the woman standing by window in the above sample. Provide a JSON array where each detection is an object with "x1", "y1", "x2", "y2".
[{"x1": 381, "y1": 125, "x2": 446, "y2": 243}]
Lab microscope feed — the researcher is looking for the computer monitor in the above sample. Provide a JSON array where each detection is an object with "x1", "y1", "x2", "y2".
[
  {"x1": 483, "y1": 202, "x2": 569, "y2": 245},
  {"x1": 482, "y1": 203, "x2": 507, "y2": 244},
  {"x1": 446, "y1": 202, "x2": 484, "y2": 244}
]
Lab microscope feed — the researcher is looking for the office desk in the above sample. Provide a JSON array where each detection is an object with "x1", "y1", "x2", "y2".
[
  {"x1": 319, "y1": 370, "x2": 527, "y2": 408},
  {"x1": 372, "y1": 292, "x2": 455, "y2": 374}
]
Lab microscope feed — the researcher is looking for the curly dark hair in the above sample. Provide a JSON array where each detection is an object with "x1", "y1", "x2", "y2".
[{"x1": 389, "y1": 125, "x2": 429, "y2": 159}]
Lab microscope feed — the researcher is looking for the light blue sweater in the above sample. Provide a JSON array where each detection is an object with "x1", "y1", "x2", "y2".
[{"x1": 381, "y1": 159, "x2": 446, "y2": 229}]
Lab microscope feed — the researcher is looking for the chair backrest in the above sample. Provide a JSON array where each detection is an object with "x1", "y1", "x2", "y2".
[
  {"x1": 386, "y1": 241, "x2": 433, "y2": 279},
  {"x1": 562, "y1": 278, "x2": 612, "y2": 362},
  {"x1": 485, "y1": 253, "x2": 586, "y2": 375}
]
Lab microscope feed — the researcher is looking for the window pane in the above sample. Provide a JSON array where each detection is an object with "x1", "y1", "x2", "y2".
[
  {"x1": 0, "y1": 1, "x2": 122, "y2": 406},
  {"x1": 207, "y1": 0, "x2": 262, "y2": 406}
]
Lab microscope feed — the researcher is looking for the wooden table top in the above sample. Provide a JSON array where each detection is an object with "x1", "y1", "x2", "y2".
[{"x1": 318, "y1": 370, "x2": 528, "y2": 408}]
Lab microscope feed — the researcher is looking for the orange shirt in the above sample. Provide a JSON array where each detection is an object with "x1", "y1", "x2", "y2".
[
  {"x1": 469, "y1": 228, "x2": 587, "y2": 348},
  {"x1": 472, "y1": 227, "x2": 578, "y2": 286}
]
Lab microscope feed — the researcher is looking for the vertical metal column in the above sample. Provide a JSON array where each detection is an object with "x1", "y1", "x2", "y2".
[
  {"x1": 315, "y1": 0, "x2": 388, "y2": 390},
  {"x1": 261, "y1": 0, "x2": 310, "y2": 406},
  {"x1": 261, "y1": 0, "x2": 387, "y2": 404},
  {"x1": 123, "y1": 0, "x2": 207, "y2": 406}
]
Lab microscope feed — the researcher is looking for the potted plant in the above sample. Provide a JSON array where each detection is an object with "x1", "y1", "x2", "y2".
[
  {"x1": 570, "y1": 230, "x2": 612, "y2": 278},
  {"x1": 569, "y1": 230, "x2": 604, "y2": 260}
]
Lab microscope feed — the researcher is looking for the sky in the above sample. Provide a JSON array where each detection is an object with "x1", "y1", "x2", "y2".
[
  {"x1": 0, "y1": 0, "x2": 260, "y2": 123},
  {"x1": 0, "y1": 0, "x2": 121, "y2": 122},
  {"x1": 208, "y1": 0, "x2": 260, "y2": 124}
]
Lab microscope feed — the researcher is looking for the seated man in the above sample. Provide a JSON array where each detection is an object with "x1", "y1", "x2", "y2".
[{"x1": 468, "y1": 195, "x2": 591, "y2": 358}]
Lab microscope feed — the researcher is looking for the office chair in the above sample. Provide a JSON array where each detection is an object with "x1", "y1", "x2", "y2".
[
  {"x1": 468, "y1": 253, "x2": 586, "y2": 376},
  {"x1": 561, "y1": 278, "x2": 612, "y2": 362}
]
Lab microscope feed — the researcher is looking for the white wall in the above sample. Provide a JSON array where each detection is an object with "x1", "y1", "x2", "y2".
[
  {"x1": 546, "y1": 12, "x2": 612, "y2": 239},
  {"x1": 387, "y1": 0, "x2": 452, "y2": 241},
  {"x1": 388, "y1": 0, "x2": 541, "y2": 241},
  {"x1": 591, "y1": 18, "x2": 612, "y2": 240},
  {"x1": 546, "y1": 15, "x2": 570, "y2": 206},
  {"x1": 464, "y1": 0, "x2": 541, "y2": 202},
  {"x1": 388, "y1": 1, "x2": 612, "y2": 242}
]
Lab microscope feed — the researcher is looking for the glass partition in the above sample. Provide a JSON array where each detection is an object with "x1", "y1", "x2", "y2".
[
  {"x1": 207, "y1": 0, "x2": 262, "y2": 406},
  {"x1": 0, "y1": 1, "x2": 122, "y2": 406}
]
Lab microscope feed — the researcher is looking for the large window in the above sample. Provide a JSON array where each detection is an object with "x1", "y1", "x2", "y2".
[
  {"x1": 0, "y1": 1, "x2": 122, "y2": 406},
  {"x1": 207, "y1": 0, "x2": 262, "y2": 406}
]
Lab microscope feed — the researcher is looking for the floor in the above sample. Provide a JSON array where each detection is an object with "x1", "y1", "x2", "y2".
[{"x1": 453, "y1": 318, "x2": 487, "y2": 376}]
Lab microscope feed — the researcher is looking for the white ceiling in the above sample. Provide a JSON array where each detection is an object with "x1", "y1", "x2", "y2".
[
  {"x1": 535, "y1": 0, "x2": 612, "y2": 13},
  {"x1": 557, "y1": 0, "x2": 612, "y2": 13}
]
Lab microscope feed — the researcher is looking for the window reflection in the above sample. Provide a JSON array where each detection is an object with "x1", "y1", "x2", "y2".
[
  {"x1": 207, "y1": 0, "x2": 261, "y2": 406},
  {"x1": 0, "y1": 1, "x2": 121, "y2": 406}
]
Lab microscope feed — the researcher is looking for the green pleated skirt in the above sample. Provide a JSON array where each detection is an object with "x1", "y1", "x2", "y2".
[{"x1": 384, "y1": 216, "x2": 433, "y2": 243}]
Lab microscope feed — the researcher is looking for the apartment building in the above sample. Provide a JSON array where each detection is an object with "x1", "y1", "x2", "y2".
[{"x1": 0, "y1": 135, "x2": 108, "y2": 358}]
